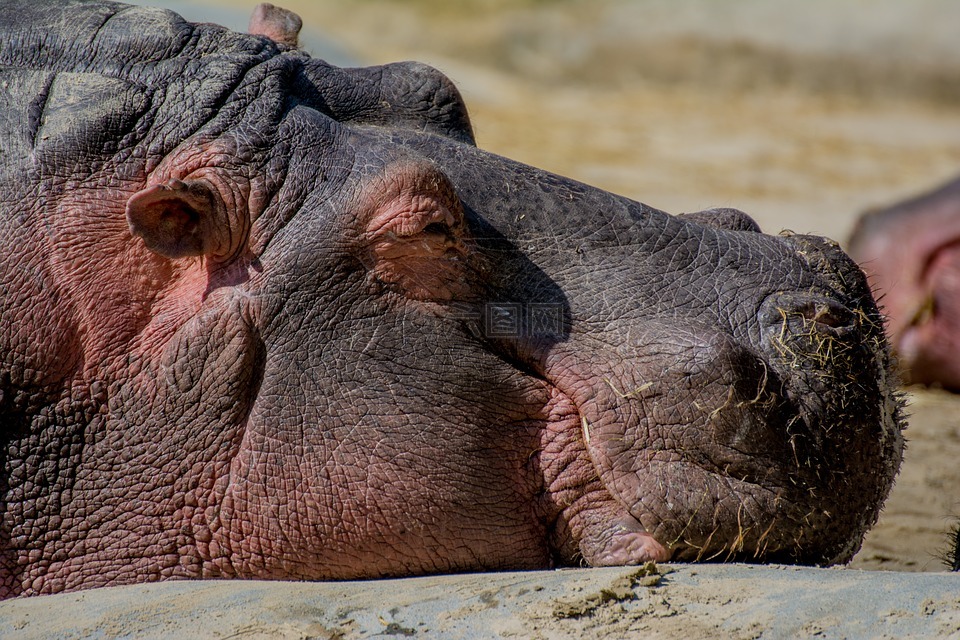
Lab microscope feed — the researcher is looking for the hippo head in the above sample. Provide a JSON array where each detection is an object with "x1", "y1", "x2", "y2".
[
  {"x1": 850, "y1": 177, "x2": 960, "y2": 390},
  {"x1": 0, "y1": 2, "x2": 902, "y2": 595}
]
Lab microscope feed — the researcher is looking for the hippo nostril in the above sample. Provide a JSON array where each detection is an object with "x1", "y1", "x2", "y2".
[
  {"x1": 791, "y1": 300, "x2": 854, "y2": 329},
  {"x1": 760, "y1": 293, "x2": 856, "y2": 337}
]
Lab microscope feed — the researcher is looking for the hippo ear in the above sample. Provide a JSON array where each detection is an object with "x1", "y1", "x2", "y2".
[
  {"x1": 248, "y1": 3, "x2": 302, "y2": 48},
  {"x1": 126, "y1": 178, "x2": 225, "y2": 260},
  {"x1": 364, "y1": 165, "x2": 473, "y2": 301}
]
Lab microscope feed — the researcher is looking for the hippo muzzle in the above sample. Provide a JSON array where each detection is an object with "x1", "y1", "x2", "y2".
[{"x1": 507, "y1": 210, "x2": 902, "y2": 567}]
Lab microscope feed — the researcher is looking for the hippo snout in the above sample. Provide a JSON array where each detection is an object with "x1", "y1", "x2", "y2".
[
  {"x1": 535, "y1": 220, "x2": 902, "y2": 567},
  {"x1": 761, "y1": 233, "x2": 888, "y2": 390}
]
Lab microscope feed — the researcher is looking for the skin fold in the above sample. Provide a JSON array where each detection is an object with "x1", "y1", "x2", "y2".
[{"x1": 0, "y1": 1, "x2": 903, "y2": 597}]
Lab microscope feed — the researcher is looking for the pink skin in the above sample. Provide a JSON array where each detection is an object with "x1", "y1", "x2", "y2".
[
  {"x1": 897, "y1": 243, "x2": 960, "y2": 387},
  {"x1": 537, "y1": 387, "x2": 671, "y2": 566},
  {"x1": 359, "y1": 162, "x2": 475, "y2": 301},
  {"x1": 248, "y1": 3, "x2": 302, "y2": 49},
  {"x1": 850, "y1": 190, "x2": 960, "y2": 388}
]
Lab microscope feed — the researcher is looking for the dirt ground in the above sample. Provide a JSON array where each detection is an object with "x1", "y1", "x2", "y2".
[
  {"x1": 228, "y1": 0, "x2": 960, "y2": 574},
  {"x1": 4, "y1": 563, "x2": 958, "y2": 639}
]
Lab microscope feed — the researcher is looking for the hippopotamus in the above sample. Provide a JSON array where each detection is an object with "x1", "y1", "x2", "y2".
[
  {"x1": 0, "y1": 1, "x2": 902, "y2": 598},
  {"x1": 849, "y1": 176, "x2": 960, "y2": 390}
]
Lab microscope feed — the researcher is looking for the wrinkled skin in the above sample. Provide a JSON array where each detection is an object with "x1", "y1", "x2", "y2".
[
  {"x1": 850, "y1": 176, "x2": 960, "y2": 389},
  {"x1": 0, "y1": 1, "x2": 902, "y2": 598}
]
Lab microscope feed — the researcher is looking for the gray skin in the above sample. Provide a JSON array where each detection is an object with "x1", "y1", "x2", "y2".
[
  {"x1": 0, "y1": 1, "x2": 902, "y2": 598},
  {"x1": 849, "y1": 176, "x2": 960, "y2": 390}
]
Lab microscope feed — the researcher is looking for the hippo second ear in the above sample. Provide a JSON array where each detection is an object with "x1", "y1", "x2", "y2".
[
  {"x1": 363, "y1": 164, "x2": 474, "y2": 301},
  {"x1": 248, "y1": 3, "x2": 302, "y2": 48},
  {"x1": 127, "y1": 178, "x2": 230, "y2": 260}
]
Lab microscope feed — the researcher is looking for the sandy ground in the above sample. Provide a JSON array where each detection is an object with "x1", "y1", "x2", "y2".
[
  {"x1": 2, "y1": 564, "x2": 958, "y2": 639},
  {"x1": 14, "y1": 1, "x2": 959, "y2": 637}
]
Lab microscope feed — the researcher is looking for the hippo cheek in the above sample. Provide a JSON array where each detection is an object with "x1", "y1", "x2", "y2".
[{"x1": 543, "y1": 323, "x2": 797, "y2": 565}]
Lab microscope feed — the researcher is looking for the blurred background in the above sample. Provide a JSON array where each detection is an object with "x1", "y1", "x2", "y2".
[{"x1": 127, "y1": 0, "x2": 960, "y2": 571}]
